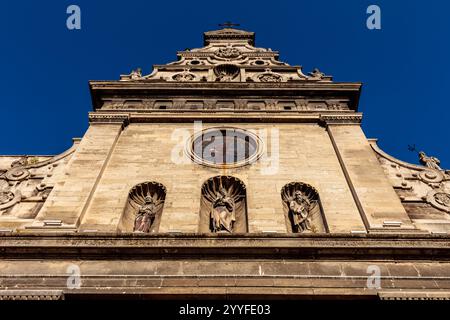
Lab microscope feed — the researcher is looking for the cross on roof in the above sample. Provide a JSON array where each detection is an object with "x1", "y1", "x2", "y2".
[{"x1": 219, "y1": 21, "x2": 240, "y2": 28}]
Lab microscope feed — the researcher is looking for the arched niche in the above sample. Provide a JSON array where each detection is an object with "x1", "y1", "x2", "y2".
[
  {"x1": 119, "y1": 181, "x2": 167, "y2": 233},
  {"x1": 281, "y1": 182, "x2": 328, "y2": 233},
  {"x1": 199, "y1": 176, "x2": 248, "y2": 233}
]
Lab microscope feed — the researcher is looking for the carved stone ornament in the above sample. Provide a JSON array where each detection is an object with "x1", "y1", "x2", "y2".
[
  {"x1": 5, "y1": 167, "x2": 30, "y2": 181},
  {"x1": 419, "y1": 169, "x2": 445, "y2": 184},
  {"x1": 256, "y1": 69, "x2": 283, "y2": 82},
  {"x1": 214, "y1": 64, "x2": 240, "y2": 81},
  {"x1": 308, "y1": 68, "x2": 326, "y2": 80},
  {"x1": 0, "y1": 191, "x2": 14, "y2": 205},
  {"x1": 5, "y1": 157, "x2": 30, "y2": 181},
  {"x1": 258, "y1": 73, "x2": 283, "y2": 82},
  {"x1": 426, "y1": 189, "x2": 450, "y2": 213},
  {"x1": 435, "y1": 192, "x2": 450, "y2": 207},
  {"x1": 0, "y1": 179, "x2": 21, "y2": 210},
  {"x1": 172, "y1": 70, "x2": 196, "y2": 82},
  {"x1": 215, "y1": 47, "x2": 241, "y2": 59},
  {"x1": 11, "y1": 157, "x2": 28, "y2": 168}
]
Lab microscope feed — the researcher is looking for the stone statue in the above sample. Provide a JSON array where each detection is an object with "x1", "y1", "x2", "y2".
[
  {"x1": 288, "y1": 190, "x2": 314, "y2": 233},
  {"x1": 309, "y1": 68, "x2": 325, "y2": 80},
  {"x1": 130, "y1": 68, "x2": 143, "y2": 80},
  {"x1": 210, "y1": 188, "x2": 236, "y2": 233},
  {"x1": 133, "y1": 195, "x2": 157, "y2": 233},
  {"x1": 419, "y1": 151, "x2": 442, "y2": 171}
]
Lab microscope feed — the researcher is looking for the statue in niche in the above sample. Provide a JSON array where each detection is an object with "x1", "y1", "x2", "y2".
[
  {"x1": 210, "y1": 188, "x2": 236, "y2": 233},
  {"x1": 124, "y1": 181, "x2": 166, "y2": 233},
  {"x1": 419, "y1": 151, "x2": 442, "y2": 171},
  {"x1": 288, "y1": 190, "x2": 316, "y2": 233},
  {"x1": 133, "y1": 195, "x2": 157, "y2": 233},
  {"x1": 282, "y1": 182, "x2": 326, "y2": 234},
  {"x1": 199, "y1": 176, "x2": 247, "y2": 234}
]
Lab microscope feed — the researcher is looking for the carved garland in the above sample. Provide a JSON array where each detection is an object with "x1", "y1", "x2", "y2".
[
  {"x1": 256, "y1": 69, "x2": 284, "y2": 82},
  {"x1": 172, "y1": 69, "x2": 197, "y2": 82}
]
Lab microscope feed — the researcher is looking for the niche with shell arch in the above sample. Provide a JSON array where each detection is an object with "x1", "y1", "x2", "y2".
[
  {"x1": 119, "y1": 181, "x2": 167, "y2": 233},
  {"x1": 281, "y1": 182, "x2": 328, "y2": 233},
  {"x1": 199, "y1": 176, "x2": 248, "y2": 233}
]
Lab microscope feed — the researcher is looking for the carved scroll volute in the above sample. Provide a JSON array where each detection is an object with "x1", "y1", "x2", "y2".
[
  {"x1": 199, "y1": 176, "x2": 248, "y2": 233},
  {"x1": 121, "y1": 182, "x2": 167, "y2": 233},
  {"x1": 5, "y1": 157, "x2": 30, "y2": 181},
  {"x1": 281, "y1": 182, "x2": 327, "y2": 234}
]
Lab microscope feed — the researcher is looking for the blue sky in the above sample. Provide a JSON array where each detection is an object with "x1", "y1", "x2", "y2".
[{"x1": 1, "y1": 0, "x2": 448, "y2": 168}]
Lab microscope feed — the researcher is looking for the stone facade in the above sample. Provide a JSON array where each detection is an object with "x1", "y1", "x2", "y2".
[{"x1": 0, "y1": 27, "x2": 449, "y2": 300}]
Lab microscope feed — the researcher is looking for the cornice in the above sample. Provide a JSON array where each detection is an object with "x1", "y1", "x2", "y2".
[
  {"x1": 320, "y1": 114, "x2": 363, "y2": 125},
  {"x1": 87, "y1": 112, "x2": 363, "y2": 124},
  {"x1": 88, "y1": 113, "x2": 130, "y2": 127},
  {"x1": 89, "y1": 80, "x2": 362, "y2": 90},
  {"x1": 89, "y1": 81, "x2": 362, "y2": 112},
  {"x1": 0, "y1": 233, "x2": 449, "y2": 260}
]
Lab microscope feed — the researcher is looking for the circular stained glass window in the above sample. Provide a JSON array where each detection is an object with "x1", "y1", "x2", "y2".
[{"x1": 188, "y1": 127, "x2": 263, "y2": 168}]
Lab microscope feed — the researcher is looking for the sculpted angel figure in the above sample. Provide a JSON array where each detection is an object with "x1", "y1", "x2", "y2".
[
  {"x1": 419, "y1": 151, "x2": 442, "y2": 171},
  {"x1": 134, "y1": 195, "x2": 158, "y2": 233},
  {"x1": 210, "y1": 188, "x2": 236, "y2": 233},
  {"x1": 288, "y1": 191, "x2": 314, "y2": 233}
]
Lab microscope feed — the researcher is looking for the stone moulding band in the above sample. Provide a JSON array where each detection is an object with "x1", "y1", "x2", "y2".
[
  {"x1": 88, "y1": 112, "x2": 363, "y2": 125},
  {"x1": 319, "y1": 114, "x2": 363, "y2": 125},
  {"x1": 0, "y1": 234, "x2": 450, "y2": 259}
]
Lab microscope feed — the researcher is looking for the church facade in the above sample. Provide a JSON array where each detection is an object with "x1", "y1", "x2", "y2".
[{"x1": 1, "y1": 27, "x2": 450, "y2": 300}]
